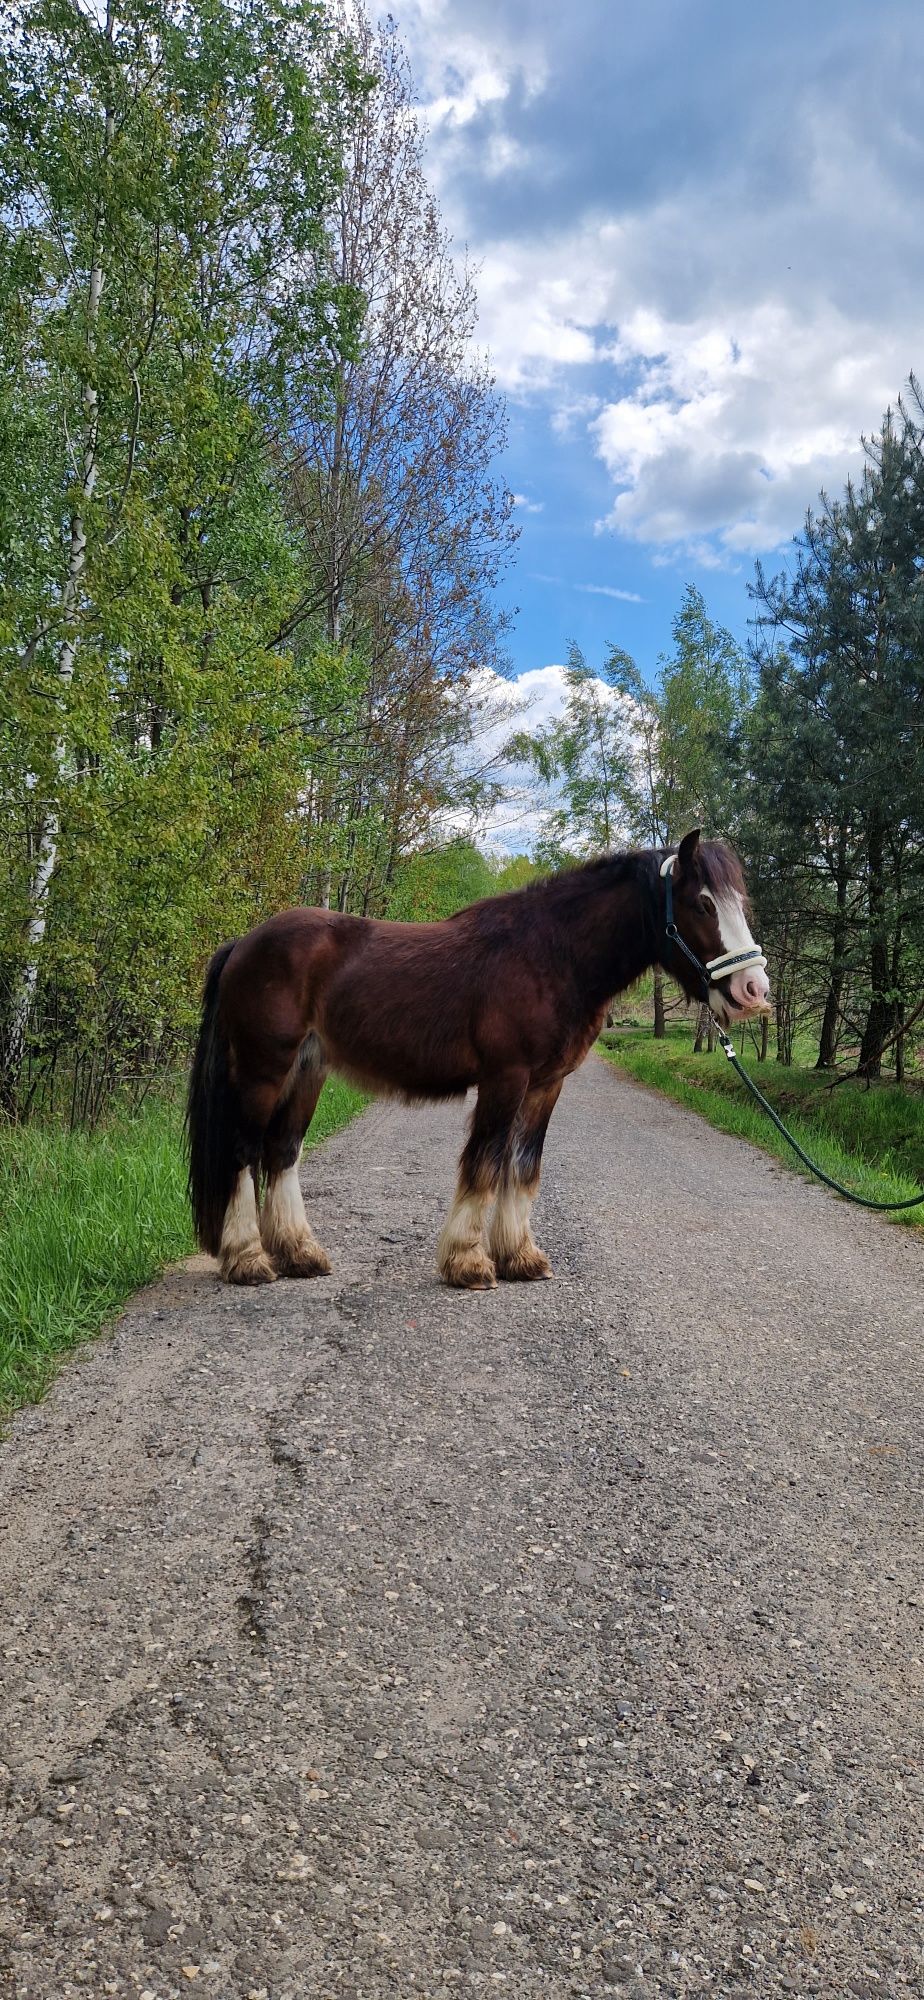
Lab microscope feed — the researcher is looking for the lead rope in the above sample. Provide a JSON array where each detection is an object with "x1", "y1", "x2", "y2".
[{"x1": 709, "y1": 1014, "x2": 924, "y2": 1212}]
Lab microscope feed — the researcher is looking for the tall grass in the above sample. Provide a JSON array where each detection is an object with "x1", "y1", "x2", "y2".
[
  {"x1": 0, "y1": 1077, "x2": 366, "y2": 1413},
  {"x1": 600, "y1": 1027, "x2": 924, "y2": 1228}
]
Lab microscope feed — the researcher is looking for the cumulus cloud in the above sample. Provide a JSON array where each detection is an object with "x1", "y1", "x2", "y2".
[
  {"x1": 592, "y1": 300, "x2": 909, "y2": 558},
  {"x1": 457, "y1": 208, "x2": 915, "y2": 557},
  {"x1": 448, "y1": 664, "x2": 630, "y2": 853},
  {"x1": 393, "y1": 0, "x2": 547, "y2": 157},
  {"x1": 472, "y1": 240, "x2": 603, "y2": 389},
  {"x1": 394, "y1": 0, "x2": 924, "y2": 563}
]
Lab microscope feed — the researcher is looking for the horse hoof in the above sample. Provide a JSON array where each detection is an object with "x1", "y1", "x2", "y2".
[
  {"x1": 440, "y1": 1253, "x2": 497, "y2": 1290},
  {"x1": 271, "y1": 1242, "x2": 331, "y2": 1279},
  {"x1": 494, "y1": 1247, "x2": 553, "y2": 1282},
  {"x1": 221, "y1": 1248, "x2": 277, "y2": 1286}
]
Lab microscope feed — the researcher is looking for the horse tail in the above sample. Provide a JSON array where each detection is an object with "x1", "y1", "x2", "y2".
[{"x1": 186, "y1": 939, "x2": 239, "y2": 1255}]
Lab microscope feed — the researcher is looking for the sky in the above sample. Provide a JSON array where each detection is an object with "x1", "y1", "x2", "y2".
[{"x1": 391, "y1": 0, "x2": 924, "y2": 696}]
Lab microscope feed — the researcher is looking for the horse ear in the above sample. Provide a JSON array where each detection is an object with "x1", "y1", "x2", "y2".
[{"x1": 676, "y1": 828, "x2": 702, "y2": 876}]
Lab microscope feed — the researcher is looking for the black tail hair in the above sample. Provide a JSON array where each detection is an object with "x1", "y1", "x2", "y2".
[{"x1": 186, "y1": 940, "x2": 239, "y2": 1255}]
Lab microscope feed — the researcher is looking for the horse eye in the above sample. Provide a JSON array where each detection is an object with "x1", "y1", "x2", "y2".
[{"x1": 701, "y1": 893, "x2": 716, "y2": 915}]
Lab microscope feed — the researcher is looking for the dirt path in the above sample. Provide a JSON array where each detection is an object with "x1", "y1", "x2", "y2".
[{"x1": 1, "y1": 1058, "x2": 922, "y2": 2000}]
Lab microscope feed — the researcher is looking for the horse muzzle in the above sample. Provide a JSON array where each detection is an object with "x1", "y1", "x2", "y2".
[{"x1": 710, "y1": 963, "x2": 772, "y2": 1023}]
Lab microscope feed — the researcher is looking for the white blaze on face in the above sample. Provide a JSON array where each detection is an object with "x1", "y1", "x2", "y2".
[{"x1": 710, "y1": 888, "x2": 771, "y2": 1017}]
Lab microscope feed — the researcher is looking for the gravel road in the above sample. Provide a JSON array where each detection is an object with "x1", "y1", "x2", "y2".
[{"x1": 1, "y1": 1056, "x2": 922, "y2": 2000}]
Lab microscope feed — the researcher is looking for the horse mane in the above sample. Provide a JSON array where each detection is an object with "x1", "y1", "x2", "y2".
[
  {"x1": 455, "y1": 838, "x2": 745, "y2": 931},
  {"x1": 453, "y1": 848, "x2": 655, "y2": 926}
]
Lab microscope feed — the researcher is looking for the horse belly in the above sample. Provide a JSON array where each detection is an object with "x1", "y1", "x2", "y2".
[
  {"x1": 317, "y1": 971, "x2": 478, "y2": 1102},
  {"x1": 322, "y1": 1028, "x2": 476, "y2": 1101}
]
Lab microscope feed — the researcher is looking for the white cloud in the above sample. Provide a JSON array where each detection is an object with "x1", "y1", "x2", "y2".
[
  {"x1": 591, "y1": 299, "x2": 908, "y2": 558},
  {"x1": 473, "y1": 241, "x2": 603, "y2": 388},
  {"x1": 528, "y1": 571, "x2": 645, "y2": 604},
  {"x1": 576, "y1": 582, "x2": 645, "y2": 604},
  {"x1": 511, "y1": 492, "x2": 544, "y2": 513},
  {"x1": 450, "y1": 665, "x2": 628, "y2": 853},
  {"x1": 551, "y1": 391, "x2": 605, "y2": 438},
  {"x1": 394, "y1": 0, "x2": 547, "y2": 146},
  {"x1": 456, "y1": 212, "x2": 914, "y2": 556},
  {"x1": 394, "y1": 1, "x2": 924, "y2": 563}
]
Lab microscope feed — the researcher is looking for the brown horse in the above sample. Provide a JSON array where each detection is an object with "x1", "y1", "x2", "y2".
[{"x1": 186, "y1": 829, "x2": 769, "y2": 1290}]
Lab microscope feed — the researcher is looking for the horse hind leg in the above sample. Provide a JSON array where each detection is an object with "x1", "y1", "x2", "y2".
[
  {"x1": 219, "y1": 1163, "x2": 276, "y2": 1286},
  {"x1": 489, "y1": 1079, "x2": 563, "y2": 1282},
  {"x1": 437, "y1": 1069, "x2": 528, "y2": 1290},
  {"x1": 260, "y1": 1039, "x2": 331, "y2": 1279},
  {"x1": 219, "y1": 1043, "x2": 311, "y2": 1286}
]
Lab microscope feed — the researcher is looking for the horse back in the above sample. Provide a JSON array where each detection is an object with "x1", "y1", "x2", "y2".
[{"x1": 215, "y1": 902, "x2": 577, "y2": 1101}]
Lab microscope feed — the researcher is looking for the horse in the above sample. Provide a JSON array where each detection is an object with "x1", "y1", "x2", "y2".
[{"x1": 186, "y1": 829, "x2": 770, "y2": 1291}]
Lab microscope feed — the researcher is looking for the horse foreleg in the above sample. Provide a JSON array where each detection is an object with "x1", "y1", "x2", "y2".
[
  {"x1": 260, "y1": 1056, "x2": 331, "y2": 1278},
  {"x1": 437, "y1": 1070, "x2": 529, "y2": 1290},
  {"x1": 489, "y1": 1078, "x2": 563, "y2": 1281}
]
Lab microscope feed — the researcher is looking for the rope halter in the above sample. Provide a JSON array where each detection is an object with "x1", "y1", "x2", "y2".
[{"x1": 659, "y1": 851, "x2": 766, "y2": 997}]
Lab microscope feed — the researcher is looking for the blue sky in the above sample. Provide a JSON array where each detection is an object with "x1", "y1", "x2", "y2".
[{"x1": 395, "y1": 0, "x2": 924, "y2": 688}]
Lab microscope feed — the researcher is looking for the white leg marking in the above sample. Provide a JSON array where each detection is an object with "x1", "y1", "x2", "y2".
[
  {"x1": 489, "y1": 1183, "x2": 534, "y2": 1261},
  {"x1": 488, "y1": 1176, "x2": 552, "y2": 1281},
  {"x1": 437, "y1": 1190, "x2": 495, "y2": 1288},
  {"x1": 261, "y1": 1161, "x2": 330, "y2": 1277},
  {"x1": 262, "y1": 1163, "x2": 308, "y2": 1248},
  {"x1": 219, "y1": 1169, "x2": 275, "y2": 1285}
]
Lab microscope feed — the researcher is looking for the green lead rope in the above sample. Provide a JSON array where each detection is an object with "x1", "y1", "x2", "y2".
[{"x1": 712, "y1": 1018, "x2": 924, "y2": 1212}]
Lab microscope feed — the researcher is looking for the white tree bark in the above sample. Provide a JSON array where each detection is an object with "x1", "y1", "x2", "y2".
[{"x1": 4, "y1": 69, "x2": 113, "y2": 1102}]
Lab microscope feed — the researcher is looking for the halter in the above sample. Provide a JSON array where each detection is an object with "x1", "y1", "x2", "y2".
[
  {"x1": 659, "y1": 852, "x2": 766, "y2": 999},
  {"x1": 656, "y1": 853, "x2": 924, "y2": 1212}
]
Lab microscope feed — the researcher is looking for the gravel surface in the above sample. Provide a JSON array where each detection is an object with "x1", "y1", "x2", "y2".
[{"x1": 1, "y1": 1055, "x2": 922, "y2": 2000}]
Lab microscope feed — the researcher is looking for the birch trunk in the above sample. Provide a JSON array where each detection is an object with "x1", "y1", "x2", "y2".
[{"x1": 3, "y1": 63, "x2": 113, "y2": 1107}]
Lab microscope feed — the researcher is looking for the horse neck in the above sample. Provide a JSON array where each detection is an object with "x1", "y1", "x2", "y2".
[{"x1": 561, "y1": 859, "x2": 658, "y2": 1006}]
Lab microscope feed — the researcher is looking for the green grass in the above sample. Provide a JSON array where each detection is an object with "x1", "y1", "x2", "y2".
[
  {"x1": 599, "y1": 1025, "x2": 924, "y2": 1227},
  {"x1": 0, "y1": 1076, "x2": 367, "y2": 1414}
]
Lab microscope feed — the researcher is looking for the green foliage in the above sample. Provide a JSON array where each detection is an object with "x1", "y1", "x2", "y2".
[
  {"x1": 492, "y1": 854, "x2": 540, "y2": 893},
  {"x1": 0, "y1": 0, "x2": 358, "y2": 1105},
  {"x1": 602, "y1": 588, "x2": 748, "y2": 847},
  {"x1": 746, "y1": 384, "x2": 924, "y2": 1077},
  {"x1": 512, "y1": 597, "x2": 747, "y2": 865},
  {"x1": 0, "y1": 0, "x2": 514, "y2": 1120},
  {"x1": 386, "y1": 840, "x2": 497, "y2": 921},
  {"x1": 384, "y1": 840, "x2": 541, "y2": 921},
  {"x1": 655, "y1": 586, "x2": 749, "y2": 837},
  {"x1": 0, "y1": 1076, "x2": 366, "y2": 1410}
]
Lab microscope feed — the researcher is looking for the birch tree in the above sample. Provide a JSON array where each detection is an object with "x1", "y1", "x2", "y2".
[
  {"x1": 0, "y1": 0, "x2": 355, "y2": 1108},
  {"x1": 285, "y1": 4, "x2": 516, "y2": 911},
  {"x1": 507, "y1": 642, "x2": 637, "y2": 866}
]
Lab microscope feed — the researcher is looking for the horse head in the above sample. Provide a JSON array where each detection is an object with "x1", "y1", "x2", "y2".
[{"x1": 661, "y1": 829, "x2": 771, "y2": 1025}]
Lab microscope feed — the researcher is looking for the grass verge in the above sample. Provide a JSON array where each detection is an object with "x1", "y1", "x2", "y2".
[
  {"x1": 0, "y1": 1076, "x2": 367, "y2": 1414},
  {"x1": 599, "y1": 1026, "x2": 924, "y2": 1227}
]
